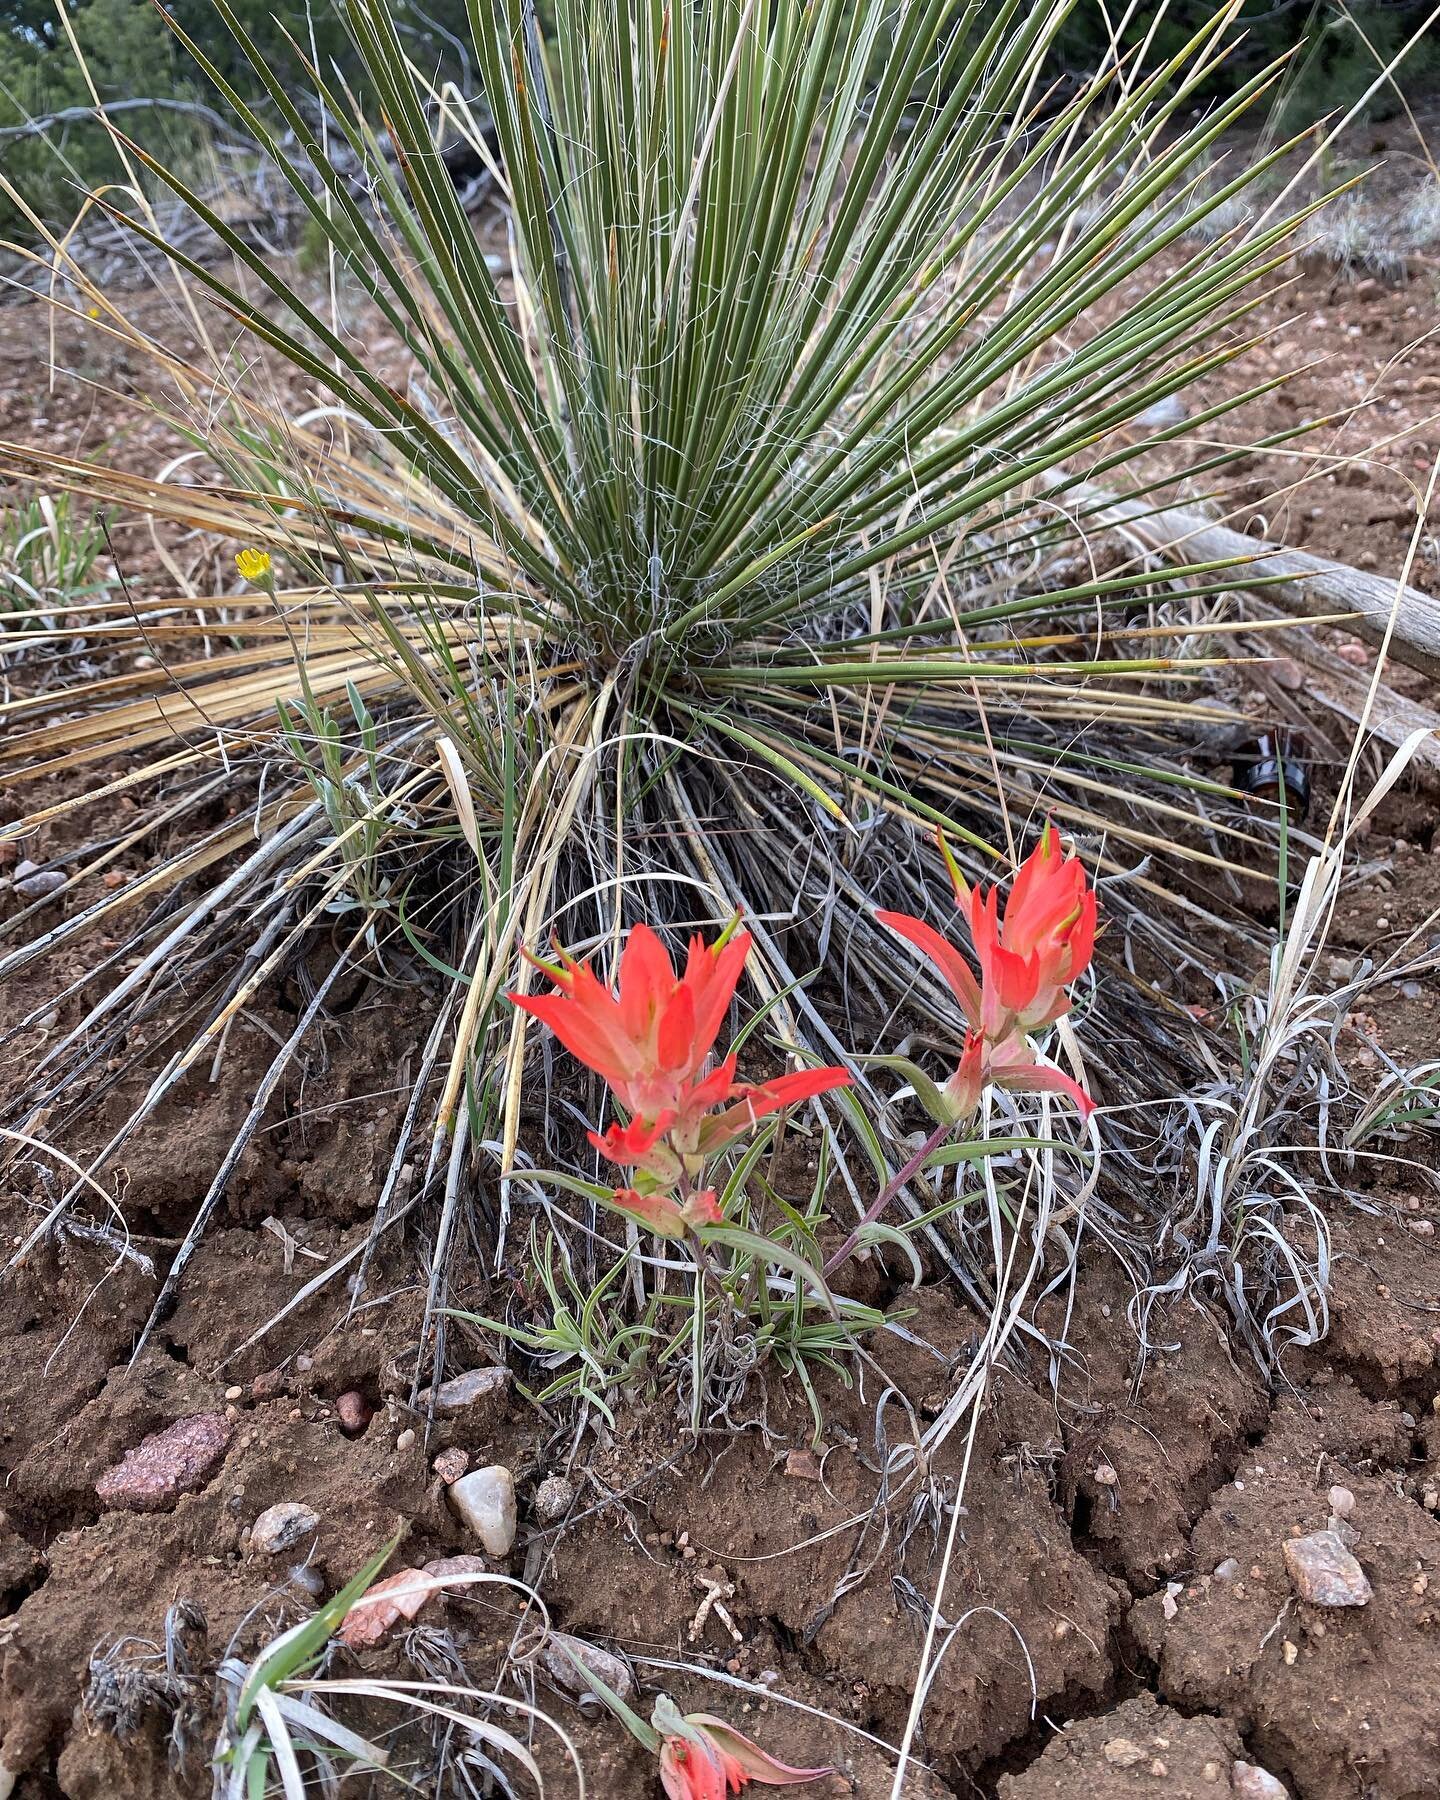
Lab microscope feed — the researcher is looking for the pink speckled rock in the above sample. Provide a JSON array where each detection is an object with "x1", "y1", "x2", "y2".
[
  {"x1": 433, "y1": 1447, "x2": 468, "y2": 1485},
  {"x1": 335, "y1": 1390, "x2": 373, "y2": 1436},
  {"x1": 95, "y1": 1412, "x2": 233, "y2": 1512}
]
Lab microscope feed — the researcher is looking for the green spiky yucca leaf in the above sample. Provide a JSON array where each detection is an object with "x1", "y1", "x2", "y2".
[{"x1": 0, "y1": 0, "x2": 1317, "y2": 1366}]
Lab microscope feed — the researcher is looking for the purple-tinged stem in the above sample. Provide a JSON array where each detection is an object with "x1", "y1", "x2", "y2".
[{"x1": 822, "y1": 1116, "x2": 956, "y2": 1276}]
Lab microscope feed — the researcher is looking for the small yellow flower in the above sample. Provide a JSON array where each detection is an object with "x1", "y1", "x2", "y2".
[
  {"x1": 86, "y1": 305, "x2": 100, "y2": 320},
  {"x1": 236, "y1": 548, "x2": 273, "y2": 583}
]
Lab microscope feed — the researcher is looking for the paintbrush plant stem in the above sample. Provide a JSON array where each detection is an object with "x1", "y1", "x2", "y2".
[{"x1": 821, "y1": 1114, "x2": 956, "y2": 1278}]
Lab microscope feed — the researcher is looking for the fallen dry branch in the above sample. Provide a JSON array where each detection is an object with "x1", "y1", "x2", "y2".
[{"x1": 1070, "y1": 482, "x2": 1440, "y2": 682}]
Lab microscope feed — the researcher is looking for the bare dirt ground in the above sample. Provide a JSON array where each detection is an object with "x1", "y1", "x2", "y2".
[{"x1": 1, "y1": 128, "x2": 1439, "y2": 1799}]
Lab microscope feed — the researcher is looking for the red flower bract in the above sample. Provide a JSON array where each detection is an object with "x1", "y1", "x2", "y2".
[
  {"x1": 879, "y1": 826, "x2": 1096, "y2": 1120},
  {"x1": 656, "y1": 1707, "x2": 831, "y2": 1798},
  {"x1": 509, "y1": 923, "x2": 850, "y2": 1232},
  {"x1": 510, "y1": 922, "x2": 753, "y2": 1123}
]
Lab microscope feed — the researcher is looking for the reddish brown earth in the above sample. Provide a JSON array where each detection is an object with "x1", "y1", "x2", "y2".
[{"x1": 2, "y1": 136, "x2": 1440, "y2": 1800}]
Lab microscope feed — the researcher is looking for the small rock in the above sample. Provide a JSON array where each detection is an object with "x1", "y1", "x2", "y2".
[
  {"x1": 1337, "y1": 641, "x2": 1371, "y2": 667},
  {"x1": 337, "y1": 1568, "x2": 433, "y2": 1648},
  {"x1": 1136, "y1": 395, "x2": 1188, "y2": 429},
  {"x1": 335, "y1": 1391, "x2": 372, "y2": 1436},
  {"x1": 1213, "y1": 1557, "x2": 1241, "y2": 1583},
  {"x1": 1232, "y1": 1762, "x2": 1288, "y2": 1799},
  {"x1": 12, "y1": 866, "x2": 66, "y2": 899},
  {"x1": 224, "y1": 1385, "x2": 244, "y2": 1402},
  {"x1": 251, "y1": 1370, "x2": 285, "y2": 1400},
  {"x1": 1094, "y1": 1463, "x2": 1118, "y2": 1487},
  {"x1": 420, "y1": 1365, "x2": 511, "y2": 1415},
  {"x1": 289, "y1": 1562, "x2": 325, "y2": 1598},
  {"x1": 541, "y1": 1632, "x2": 635, "y2": 1707},
  {"x1": 1161, "y1": 1581, "x2": 1182, "y2": 1621},
  {"x1": 396, "y1": 1428, "x2": 416, "y2": 1452},
  {"x1": 449, "y1": 1465, "x2": 517, "y2": 1556},
  {"x1": 421, "y1": 1554, "x2": 490, "y2": 1595},
  {"x1": 1102, "y1": 1737, "x2": 1146, "y2": 1768},
  {"x1": 533, "y1": 1474, "x2": 576, "y2": 1524},
  {"x1": 1410, "y1": 1220, "x2": 1435, "y2": 1238},
  {"x1": 251, "y1": 1501, "x2": 320, "y2": 1556},
  {"x1": 433, "y1": 1447, "x2": 468, "y2": 1485},
  {"x1": 1282, "y1": 1530, "x2": 1373, "y2": 1607},
  {"x1": 1269, "y1": 656, "x2": 1306, "y2": 691},
  {"x1": 1327, "y1": 1485, "x2": 1355, "y2": 1520},
  {"x1": 1282, "y1": 1639, "x2": 1298, "y2": 1665},
  {"x1": 96, "y1": 1412, "x2": 233, "y2": 1513},
  {"x1": 785, "y1": 1448, "x2": 822, "y2": 1482}
]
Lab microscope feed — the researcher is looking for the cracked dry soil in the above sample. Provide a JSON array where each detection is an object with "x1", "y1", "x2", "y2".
[{"x1": 1, "y1": 839, "x2": 1438, "y2": 1800}]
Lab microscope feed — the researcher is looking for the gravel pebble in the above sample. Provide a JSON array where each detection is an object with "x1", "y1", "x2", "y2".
[
  {"x1": 95, "y1": 1412, "x2": 233, "y2": 1512},
  {"x1": 1282, "y1": 1530, "x2": 1373, "y2": 1607},
  {"x1": 422, "y1": 1553, "x2": 491, "y2": 1593},
  {"x1": 433, "y1": 1447, "x2": 468, "y2": 1485},
  {"x1": 533, "y1": 1473, "x2": 576, "y2": 1524},
  {"x1": 335, "y1": 1391, "x2": 373, "y2": 1436},
  {"x1": 12, "y1": 866, "x2": 66, "y2": 899},
  {"x1": 449, "y1": 1465, "x2": 517, "y2": 1555},
  {"x1": 1101, "y1": 1737, "x2": 1145, "y2": 1767},
  {"x1": 541, "y1": 1631, "x2": 636, "y2": 1706},
  {"x1": 1231, "y1": 1763, "x2": 1288, "y2": 1799},
  {"x1": 251, "y1": 1501, "x2": 321, "y2": 1556},
  {"x1": 421, "y1": 1366, "x2": 511, "y2": 1414}
]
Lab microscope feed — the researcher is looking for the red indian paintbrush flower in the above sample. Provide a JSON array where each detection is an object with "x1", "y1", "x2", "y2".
[
  {"x1": 653, "y1": 1698, "x2": 831, "y2": 1799},
  {"x1": 509, "y1": 922, "x2": 850, "y2": 1234},
  {"x1": 878, "y1": 826, "x2": 1096, "y2": 1120}
]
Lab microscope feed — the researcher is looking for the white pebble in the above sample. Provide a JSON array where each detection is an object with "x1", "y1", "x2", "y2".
[
  {"x1": 251, "y1": 1501, "x2": 321, "y2": 1555},
  {"x1": 449, "y1": 1465, "x2": 517, "y2": 1556},
  {"x1": 1328, "y1": 1485, "x2": 1355, "y2": 1520}
]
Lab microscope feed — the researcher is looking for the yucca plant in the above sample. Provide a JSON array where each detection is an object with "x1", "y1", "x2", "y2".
[{"x1": 0, "y1": 0, "x2": 1321, "y2": 1400}]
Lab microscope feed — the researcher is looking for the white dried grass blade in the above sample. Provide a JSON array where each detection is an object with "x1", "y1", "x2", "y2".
[{"x1": 436, "y1": 734, "x2": 482, "y2": 861}]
